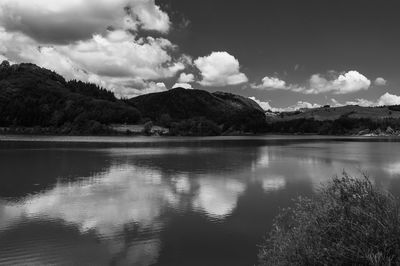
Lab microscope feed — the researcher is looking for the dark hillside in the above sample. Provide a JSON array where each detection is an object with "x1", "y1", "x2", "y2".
[
  {"x1": 0, "y1": 61, "x2": 140, "y2": 133},
  {"x1": 129, "y1": 87, "x2": 266, "y2": 132}
]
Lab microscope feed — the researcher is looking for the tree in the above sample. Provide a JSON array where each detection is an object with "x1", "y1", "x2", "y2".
[{"x1": 143, "y1": 121, "x2": 154, "y2": 135}]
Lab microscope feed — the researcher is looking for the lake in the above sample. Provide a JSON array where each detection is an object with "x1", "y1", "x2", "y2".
[{"x1": 1, "y1": 135, "x2": 400, "y2": 265}]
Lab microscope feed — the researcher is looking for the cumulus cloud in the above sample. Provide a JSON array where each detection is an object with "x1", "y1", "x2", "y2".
[
  {"x1": 344, "y1": 98, "x2": 375, "y2": 107},
  {"x1": 194, "y1": 52, "x2": 248, "y2": 87},
  {"x1": 0, "y1": 0, "x2": 170, "y2": 44},
  {"x1": 289, "y1": 101, "x2": 321, "y2": 110},
  {"x1": 252, "y1": 71, "x2": 371, "y2": 95},
  {"x1": 249, "y1": 97, "x2": 321, "y2": 112},
  {"x1": 306, "y1": 71, "x2": 371, "y2": 94},
  {"x1": 252, "y1": 92, "x2": 400, "y2": 112},
  {"x1": 330, "y1": 92, "x2": 400, "y2": 108},
  {"x1": 172, "y1": 83, "x2": 193, "y2": 90},
  {"x1": 251, "y1": 76, "x2": 287, "y2": 90},
  {"x1": 374, "y1": 77, "x2": 387, "y2": 86},
  {"x1": 67, "y1": 32, "x2": 185, "y2": 80},
  {"x1": 178, "y1": 72, "x2": 195, "y2": 83},
  {"x1": 249, "y1": 97, "x2": 274, "y2": 111},
  {"x1": 110, "y1": 81, "x2": 168, "y2": 98},
  {"x1": 0, "y1": 1, "x2": 193, "y2": 98},
  {"x1": 273, "y1": 101, "x2": 321, "y2": 112},
  {"x1": 0, "y1": 28, "x2": 186, "y2": 96},
  {"x1": 377, "y1": 92, "x2": 400, "y2": 106},
  {"x1": 251, "y1": 76, "x2": 305, "y2": 92}
]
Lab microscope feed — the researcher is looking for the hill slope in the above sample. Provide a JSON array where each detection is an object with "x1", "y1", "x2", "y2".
[
  {"x1": 276, "y1": 105, "x2": 400, "y2": 121},
  {"x1": 264, "y1": 105, "x2": 400, "y2": 135},
  {"x1": 128, "y1": 87, "x2": 266, "y2": 132},
  {"x1": 0, "y1": 61, "x2": 141, "y2": 134}
]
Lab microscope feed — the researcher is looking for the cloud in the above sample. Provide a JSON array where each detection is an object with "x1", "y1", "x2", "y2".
[
  {"x1": 0, "y1": 0, "x2": 190, "y2": 98},
  {"x1": 377, "y1": 92, "x2": 400, "y2": 106},
  {"x1": 66, "y1": 32, "x2": 185, "y2": 80},
  {"x1": 274, "y1": 101, "x2": 321, "y2": 112},
  {"x1": 249, "y1": 97, "x2": 273, "y2": 111},
  {"x1": 330, "y1": 92, "x2": 400, "y2": 108},
  {"x1": 0, "y1": 0, "x2": 170, "y2": 44},
  {"x1": 374, "y1": 77, "x2": 387, "y2": 86},
  {"x1": 253, "y1": 92, "x2": 400, "y2": 112},
  {"x1": 172, "y1": 83, "x2": 193, "y2": 90},
  {"x1": 249, "y1": 97, "x2": 321, "y2": 112},
  {"x1": 194, "y1": 51, "x2": 248, "y2": 87},
  {"x1": 306, "y1": 71, "x2": 371, "y2": 94},
  {"x1": 178, "y1": 72, "x2": 195, "y2": 83},
  {"x1": 0, "y1": 28, "x2": 186, "y2": 96},
  {"x1": 330, "y1": 98, "x2": 377, "y2": 108},
  {"x1": 250, "y1": 76, "x2": 306, "y2": 93},
  {"x1": 252, "y1": 71, "x2": 371, "y2": 95},
  {"x1": 113, "y1": 81, "x2": 167, "y2": 98},
  {"x1": 251, "y1": 76, "x2": 287, "y2": 90},
  {"x1": 344, "y1": 98, "x2": 375, "y2": 107}
]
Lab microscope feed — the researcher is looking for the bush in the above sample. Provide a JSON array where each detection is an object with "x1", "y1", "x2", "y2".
[
  {"x1": 143, "y1": 121, "x2": 153, "y2": 135},
  {"x1": 259, "y1": 174, "x2": 400, "y2": 266}
]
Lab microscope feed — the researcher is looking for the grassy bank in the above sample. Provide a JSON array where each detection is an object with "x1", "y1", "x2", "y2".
[{"x1": 259, "y1": 174, "x2": 400, "y2": 266}]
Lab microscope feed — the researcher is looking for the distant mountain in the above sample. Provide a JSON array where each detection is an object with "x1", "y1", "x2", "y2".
[
  {"x1": 128, "y1": 87, "x2": 266, "y2": 132},
  {"x1": 264, "y1": 105, "x2": 400, "y2": 135},
  {"x1": 0, "y1": 61, "x2": 140, "y2": 134},
  {"x1": 276, "y1": 105, "x2": 400, "y2": 121}
]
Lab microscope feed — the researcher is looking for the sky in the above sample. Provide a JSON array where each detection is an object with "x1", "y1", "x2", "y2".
[{"x1": 0, "y1": 0, "x2": 400, "y2": 111}]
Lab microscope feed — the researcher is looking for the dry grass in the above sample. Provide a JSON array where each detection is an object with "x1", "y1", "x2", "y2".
[{"x1": 259, "y1": 173, "x2": 400, "y2": 266}]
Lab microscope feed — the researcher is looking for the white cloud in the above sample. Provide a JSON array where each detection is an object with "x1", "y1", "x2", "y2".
[
  {"x1": 194, "y1": 51, "x2": 248, "y2": 87},
  {"x1": 306, "y1": 71, "x2": 371, "y2": 94},
  {"x1": 251, "y1": 76, "x2": 305, "y2": 92},
  {"x1": 0, "y1": 0, "x2": 188, "y2": 99},
  {"x1": 251, "y1": 76, "x2": 287, "y2": 90},
  {"x1": 251, "y1": 70, "x2": 371, "y2": 95},
  {"x1": 249, "y1": 96, "x2": 321, "y2": 112},
  {"x1": 113, "y1": 81, "x2": 167, "y2": 98},
  {"x1": 330, "y1": 92, "x2": 400, "y2": 108},
  {"x1": 0, "y1": 28, "x2": 186, "y2": 97},
  {"x1": 0, "y1": 0, "x2": 170, "y2": 43},
  {"x1": 292, "y1": 101, "x2": 321, "y2": 110},
  {"x1": 330, "y1": 98, "x2": 344, "y2": 107},
  {"x1": 275, "y1": 101, "x2": 321, "y2": 112},
  {"x1": 374, "y1": 77, "x2": 387, "y2": 86},
  {"x1": 172, "y1": 83, "x2": 193, "y2": 90},
  {"x1": 65, "y1": 32, "x2": 184, "y2": 80},
  {"x1": 377, "y1": 92, "x2": 400, "y2": 106},
  {"x1": 178, "y1": 72, "x2": 195, "y2": 83},
  {"x1": 344, "y1": 98, "x2": 375, "y2": 107},
  {"x1": 248, "y1": 97, "x2": 273, "y2": 111}
]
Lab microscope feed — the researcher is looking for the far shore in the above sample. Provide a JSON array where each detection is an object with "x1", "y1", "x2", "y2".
[{"x1": 1, "y1": 132, "x2": 400, "y2": 145}]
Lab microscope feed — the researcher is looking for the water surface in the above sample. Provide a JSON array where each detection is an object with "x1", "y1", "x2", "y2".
[{"x1": 1, "y1": 135, "x2": 400, "y2": 265}]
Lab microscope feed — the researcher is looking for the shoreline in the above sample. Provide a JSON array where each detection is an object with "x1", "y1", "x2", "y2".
[
  {"x1": 1, "y1": 126, "x2": 400, "y2": 144},
  {"x1": 1, "y1": 133, "x2": 399, "y2": 144}
]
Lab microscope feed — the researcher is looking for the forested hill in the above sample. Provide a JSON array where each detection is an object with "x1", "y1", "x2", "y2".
[
  {"x1": 0, "y1": 61, "x2": 141, "y2": 134},
  {"x1": 128, "y1": 88, "x2": 266, "y2": 133},
  {"x1": 0, "y1": 61, "x2": 266, "y2": 135}
]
